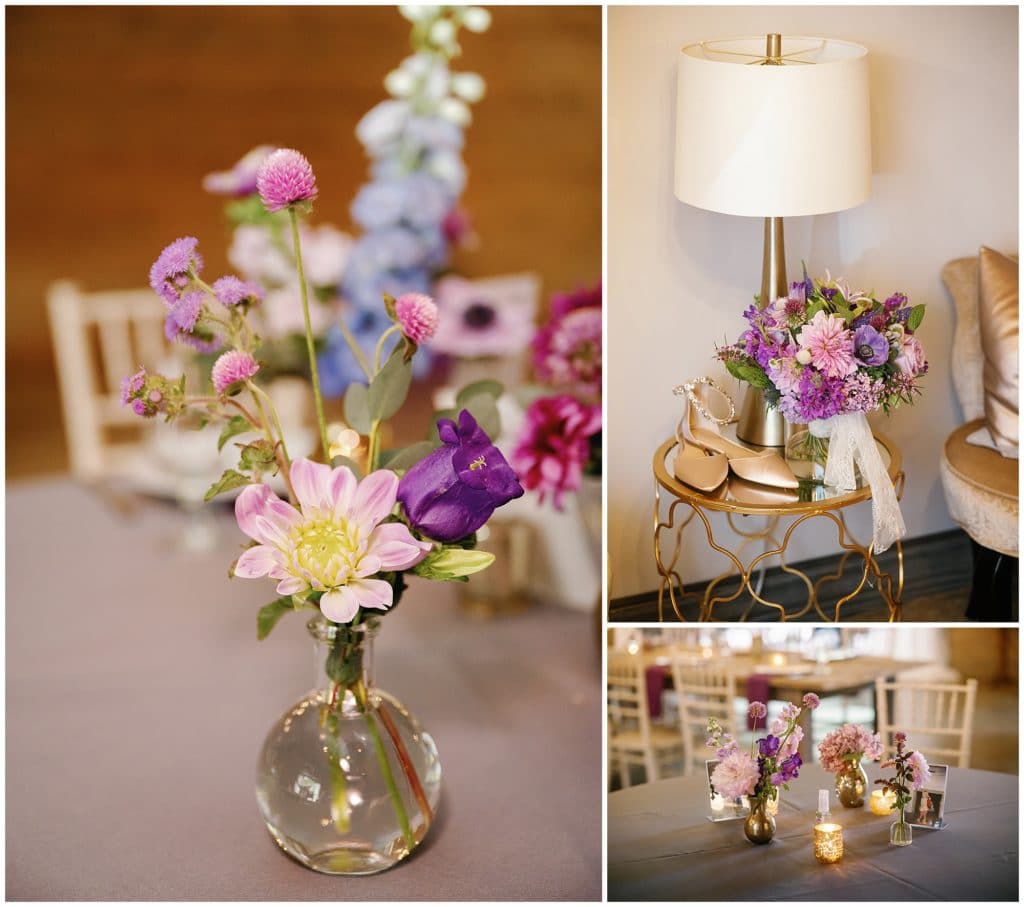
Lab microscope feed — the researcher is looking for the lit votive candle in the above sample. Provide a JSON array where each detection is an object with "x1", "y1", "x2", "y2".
[
  {"x1": 710, "y1": 793, "x2": 726, "y2": 813},
  {"x1": 813, "y1": 823, "x2": 844, "y2": 864},
  {"x1": 767, "y1": 795, "x2": 779, "y2": 816},
  {"x1": 811, "y1": 823, "x2": 843, "y2": 868},
  {"x1": 870, "y1": 789, "x2": 897, "y2": 816}
]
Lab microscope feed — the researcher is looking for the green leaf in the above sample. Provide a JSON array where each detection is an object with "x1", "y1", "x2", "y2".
[
  {"x1": 382, "y1": 440, "x2": 436, "y2": 472},
  {"x1": 724, "y1": 360, "x2": 771, "y2": 390},
  {"x1": 204, "y1": 469, "x2": 250, "y2": 501},
  {"x1": 413, "y1": 546, "x2": 495, "y2": 581},
  {"x1": 218, "y1": 415, "x2": 251, "y2": 451},
  {"x1": 237, "y1": 439, "x2": 277, "y2": 473},
  {"x1": 368, "y1": 347, "x2": 413, "y2": 422},
  {"x1": 458, "y1": 392, "x2": 501, "y2": 439},
  {"x1": 456, "y1": 379, "x2": 504, "y2": 407},
  {"x1": 907, "y1": 304, "x2": 925, "y2": 332},
  {"x1": 257, "y1": 597, "x2": 294, "y2": 640},
  {"x1": 344, "y1": 383, "x2": 372, "y2": 435},
  {"x1": 330, "y1": 455, "x2": 364, "y2": 479}
]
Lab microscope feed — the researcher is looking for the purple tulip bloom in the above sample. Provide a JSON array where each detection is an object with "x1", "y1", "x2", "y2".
[
  {"x1": 779, "y1": 753, "x2": 802, "y2": 781},
  {"x1": 853, "y1": 325, "x2": 889, "y2": 366},
  {"x1": 398, "y1": 409, "x2": 524, "y2": 542},
  {"x1": 758, "y1": 735, "x2": 780, "y2": 758}
]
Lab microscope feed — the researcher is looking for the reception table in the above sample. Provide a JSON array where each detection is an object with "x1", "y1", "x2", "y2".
[
  {"x1": 608, "y1": 762, "x2": 1018, "y2": 900},
  {"x1": 7, "y1": 478, "x2": 601, "y2": 900}
]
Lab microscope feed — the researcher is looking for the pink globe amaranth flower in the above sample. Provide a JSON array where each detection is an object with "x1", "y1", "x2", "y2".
[
  {"x1": 233, "y1": 460, "x2": 432, "y2": 624},
  {"x1": 212, "y1": 275, "x2": 264, "y2": 307},
  {"x1": 203, "y1": 145, "x2": 275, "y2": 197},
  {"x1": 149, "y1": 237, "x2": 202, "y2": 306},
  {"x1": 747, "y1": 701, "x2": 767, "y2": 720},
  {"x1": 802, "y1": 692, "x2": 821, "y2": 711},
  {"x1": 710, "y1": 750, "x2": 759, "y2": 800},
  {"x1": 211, "y1": 350, "x2": 260, "y2": 395},
  {"x1": 394, "y1": 292, "x2": 439, "y2": 343},
  {"x1": 511, "y1": 394, "x2": 601, "y2": 509},
  {"x1": 256, "y1": 148, "x2": 318, "y2": 213},
  {"x1": 894, "y1": 335, "x2": 926, "y2": 377},
  {"x1": 797, "y1": 310, "x2": 857, "y2": 379}
]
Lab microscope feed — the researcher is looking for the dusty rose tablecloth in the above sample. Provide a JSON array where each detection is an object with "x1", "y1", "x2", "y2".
[
  {"x1": 609, "y1": 762, "x2": 1018, "y2": 901},
  {"x1": 7, "y1": 479, "x2": 601, "y2": 900}
]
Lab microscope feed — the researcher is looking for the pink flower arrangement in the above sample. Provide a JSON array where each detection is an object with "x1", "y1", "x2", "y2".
[
  {"x1": 510, "y1": 395, "x2": 601, "y2": 508},
  {"x1": 818, "y1": 723, "x2": 884, "y2": 773},
  {"x1": 876, "y1": 732, "x2": 932, "y2": 817}
]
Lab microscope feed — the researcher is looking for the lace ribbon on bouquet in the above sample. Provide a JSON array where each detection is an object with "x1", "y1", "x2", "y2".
[{"x1": 822, "y1": 412, "x2": 906, "y2": 554}]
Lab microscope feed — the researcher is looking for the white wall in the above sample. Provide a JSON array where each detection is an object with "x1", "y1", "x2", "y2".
[{"x1": 608, "y1": 5, "x2": 1018, "y2": 599}]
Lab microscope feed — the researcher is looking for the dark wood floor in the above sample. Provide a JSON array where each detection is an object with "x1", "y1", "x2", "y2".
[{"x1": 609, "y1": 529, "x2": 997, "y2": 623}]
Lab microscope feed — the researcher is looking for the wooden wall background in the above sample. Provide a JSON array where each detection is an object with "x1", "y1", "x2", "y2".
[{"x1": 6, "y1": 5, "x2": 602, "y2": 477}]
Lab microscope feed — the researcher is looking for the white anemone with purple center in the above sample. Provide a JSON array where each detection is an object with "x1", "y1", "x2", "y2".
[{"x1": 233, "y1": 459, "x2": 432, "y2": 623}]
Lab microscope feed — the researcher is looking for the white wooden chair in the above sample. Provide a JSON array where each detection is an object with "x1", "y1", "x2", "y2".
[
  {"x1": 607, "y1": 652, "x2": 684, "y2": 787},
  {"x1": 670, "y1": 656, "x2": 738, "y2": 775},
  {"x1": 875, "y1": 676, "x2": 978, "y2": 768}
]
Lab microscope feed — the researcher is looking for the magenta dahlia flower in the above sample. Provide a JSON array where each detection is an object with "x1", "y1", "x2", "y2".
[
  {"x1": 710, "y1": 750, "x2": 759, "y2": 800},
  {"x1": 797, "y1": 310, "x2": 857, "y2": 379},
  {"x1": 256, "y1": 148, "x2": 318, "y2": 213},
  {"x1": 511, "y1": 395, "x2": 601, "y2": 509},
  {"x1": 149, "y1": 237, "x2": 202, "y2": 305},
  {"x1": 394, "y1": 292, "x2": 439, "y2": 343},
  {"x1": 211, "y1": 350, "x2": 260, "y2": 395},
  {"x1": 233, "y1": 460, "x2": 432, "y2": 624},
  {"x1": 533, "y1": 305, "x2": 602, "y2": 394}
]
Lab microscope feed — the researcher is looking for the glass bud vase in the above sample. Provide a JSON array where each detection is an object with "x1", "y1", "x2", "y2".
[
  {"x1": 890, "y1": 814, "x2": 913, "y2": 847},
  {"x1": 784, "y1": 418, "x2": 833, "y2": 485},
  {"x1": 834, "y1": 760, "x2": 869, "y2": 808},
  {"x1": 743, "y1": 798, "x2": 776, "y2": 845},
  {"x1": 255, "y1": 617, "x2": 442, "y2": 875}
]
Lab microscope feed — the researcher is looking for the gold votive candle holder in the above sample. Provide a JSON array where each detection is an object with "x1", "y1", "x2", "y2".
[
  {"x1": 870, "y1": 789, "x2": 897, "y2": 816},
  {"x1": 813, "y1": 823, "x2": 844, "y2": 864}
]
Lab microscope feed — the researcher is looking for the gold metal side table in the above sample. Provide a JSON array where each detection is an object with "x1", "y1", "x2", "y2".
[{"x1": 652, "y1": 430, "x2": 905, "y2": 622}]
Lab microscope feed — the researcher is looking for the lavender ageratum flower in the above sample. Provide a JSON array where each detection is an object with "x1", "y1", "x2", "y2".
[
  {"x1": 398, "y1": 409, "x2": 524, "y2": 542},
  {"x1": 212, "y1": 275, "x2": 264, "y2": 307},
  {"x1": 149, "y1": 237, "x2": 202, "y2": 305},
  {"x1": 256, "y1": 148, "x2": 318, "y2": 213},
  {"x1": 170, "y1": 291, "x2": 204, "y2": 332},
  {"x1": 758, "y1": 735, "x2": 780, "y2": 758},
  {"x1": 853, "y1": 325, "x2": 889, "y2": 366}
]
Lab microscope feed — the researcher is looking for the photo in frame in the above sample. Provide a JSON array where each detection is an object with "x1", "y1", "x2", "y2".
[
  {"x1": 905, "y1": 763, "x2": 949, "y2": 829},
  {"x1": 705, "y1": 759, "x2": 749, "y2": 822}
]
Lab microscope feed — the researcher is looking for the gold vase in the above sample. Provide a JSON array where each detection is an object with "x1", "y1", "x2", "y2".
[
  {"x1": 743, "y1": 798, "x2": 776, "y2": 845},
  {"x1": 834, "y1": 760, "x2": 869, "y2": 808}
]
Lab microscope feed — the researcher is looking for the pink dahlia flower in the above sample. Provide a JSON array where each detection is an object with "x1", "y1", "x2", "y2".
[
  {"x1": 211, "y1": 350, "x2": 260, "y2": 395},
  {"x1": 797, "y1": 310, "x2": 857, "y2": 379},
  {"x1": 394, "y1": 292, "x2": 439, "y2": 343},
  {"x1": 907, "y1": 751, "x2": 931, "y2": 789},
  {"x1": 256, "y1": 148, "x2": 318, "y2": 213},
  {"x1": 233, "y1": 460, "x2": 432, "y2": 624},
  {"x1": 710, "y1": 750, "x2": 759, "y2": 800},
  {"x1": 533, "y1": 304, "x2": 602, "y2": 395},
  {"x1": 511, "y1": 394, "x2": 601, "y2": 509}
]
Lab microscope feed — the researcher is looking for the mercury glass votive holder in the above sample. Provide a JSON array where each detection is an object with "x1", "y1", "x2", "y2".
[{"x1": 813, "y1": 823, "x2": 844, "y2": 864}]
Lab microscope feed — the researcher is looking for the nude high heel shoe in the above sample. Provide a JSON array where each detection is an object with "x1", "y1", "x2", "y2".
[
  {"x1": 673, "y1": 378, "x2": 799, "y2": 491},
  {"x1": 671, "y1": 383, "x2": 728, "y2": 492}
]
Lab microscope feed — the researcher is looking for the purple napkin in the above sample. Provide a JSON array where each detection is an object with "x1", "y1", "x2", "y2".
[
  {"x1": 747, "y1": 674, "x2": 771, "y2": 729},
  {"x1": 646, "y1": 665, "x2": 669, "y2": 718}
]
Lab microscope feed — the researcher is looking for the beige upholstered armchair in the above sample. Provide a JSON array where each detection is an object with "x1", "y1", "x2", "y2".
[{"x1": 939, "y1": 255, "x2": 1018, "y2": 620}]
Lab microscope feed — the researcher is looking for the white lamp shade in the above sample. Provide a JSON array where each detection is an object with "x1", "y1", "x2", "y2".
[{"x1": 675, "y1": 36, "x2": 871, "y2": 218}]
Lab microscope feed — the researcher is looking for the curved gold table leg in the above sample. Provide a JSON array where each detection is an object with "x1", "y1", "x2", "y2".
[{"x1": 653, "y1": 481, "x2": 697, "y2": 621}]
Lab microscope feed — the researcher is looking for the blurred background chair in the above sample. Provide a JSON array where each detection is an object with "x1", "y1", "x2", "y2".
[
  {"x1": 607, "y1": 652, "x2": 684, "y2": 787},
  {"x1": 875, "y1": 676, "x2": 978, "y2": 768},
  {"x1": 939, "y1": 254, "x2": 1018, "y2": 618},
  {"x1": 669, "y1": 657, "x2": 737, "y2": 775}
]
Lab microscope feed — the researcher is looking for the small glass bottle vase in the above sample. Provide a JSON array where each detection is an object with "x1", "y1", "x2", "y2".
[
  {"x1": 834, "y1": 760, "x2": 869, "y2": 808},
  {"x1": 890, "y1": 814, "x2": 913, "y2": 847},
  {"x1": 255, "y1": 618, "x2": 442, "y2": 875},
  {"x1": 784, "y1": 418, "x2": 833, "y2": 485}
]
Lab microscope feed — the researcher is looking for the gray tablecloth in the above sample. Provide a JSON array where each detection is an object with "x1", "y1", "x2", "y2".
[
  {"x1": 609, "y1": 763, "x2": 1018, "y2": 901},
  {"x1": 7, "y1": 479, "x2": 601, "y2": 900}
]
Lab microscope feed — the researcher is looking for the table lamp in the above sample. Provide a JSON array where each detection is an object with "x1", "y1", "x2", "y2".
[{"x1": 675, "y1": 34, "x2": 872, "y2": 446}]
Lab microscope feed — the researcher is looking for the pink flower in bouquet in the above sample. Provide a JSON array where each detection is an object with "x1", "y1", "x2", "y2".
[
  {"x1": 778, "y1": 724, "x2": 803, "y2": 760},
  {"x1": 149, "y1": 237, "x2": 202, "y2": 305},
  {"x1": 907, "y1": 751, "x2": 931, "y2": 789},
  {"x1": 802, "y1": 693, "x2": 820, "y2": 710},
  {"x1": 256, "y1": 148, "x2": 318, "y2": 213},
  {"x1": 894, "y1": 335, "x2": 926, "y2": 377},
  {"x1": 430, "y1": 274, "x2": 536, "y2": 358},
  {"x1": 203, "y1": 145, "x2": 275, "y2": 197},
  {"x1": 394, "y1": 292, "x2": 439, "y2": 343},
  {"x1": 710, "y1": 750, "x2": 759, "y2": 800},
  {"x1": 748, "y1": 701, "x2": 767, "y2": 721},
  {"x1": 511, "y1": 394, "x2": 601, "y2": 509},
  {"x1": 233, "y1": 460, "x2": 432, "y2": 624},
  {"x1": 797, "y1": 310, "x2": 857, "y2": 379},
  {"x1": 211, "y1": 350, "x2": 260, "y2": 395},
  {"x1": 533, "y1": 304, "x2": 602, "y2": 395},
  {"x1": 817, "y1": 723, "x2": 884, "y2": 772}
]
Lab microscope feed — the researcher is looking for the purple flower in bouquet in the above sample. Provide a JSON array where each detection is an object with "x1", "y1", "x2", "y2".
[
  {"x1": 511, "y1": 394, "x2": 601, "y2": 509},
  {"x1": 853, "y1": 324, "x2": 889, "y2": 366},
  {"x1": 771, "y1": 753, "x2": 802, "y2": 786},
  {"x1": 797, "y1": 310, "x2": 857, "y2": 379},
  {"x1": 203, "y1": 145, "x2": 274, "y2": 197},
  {"x1": 777, "y1": 370, "x2": 847, "y2": 424},
  {"x1": 710, "y1": 750, "x2": 759, "y2": 800},
  {"x1": 234, "y1": 460, "x2": 432, "y2": 624},
  {"x1": 758, "y1": 735, "x2": 780, "y2": 758},
  {"x1": 149, "y1": 236, "x2": 202, "y2": 305},
  {"x1": 212, "y1": 275, "x2": 264, "y2": 308},
  {"x1": 398, "y1": 409, "x2": 524, "y2": 542},
  {"x1": 256, "y1": 148, "x2": 318, "y2": 213}
]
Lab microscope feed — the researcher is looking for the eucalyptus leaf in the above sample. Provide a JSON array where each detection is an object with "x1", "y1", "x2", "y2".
[
  {"x1": 459, "y1": 392, "x2": 501, "y2": 439},
  {"x1": 382, "y1": 441, "x2": 437, "y2": 472},
  {"x1": 330, "y1": 455, "x2": 365, "y2": 479},
  {"x1": 907, "y1": 304, "x2": 925, "y2": 332},
  {"x1": 257, "y1": 596, "x2": 294, "y2": 640},
  {"x1": 204, "y1": 469, "x2": 250, "y2": 502},
  {"x1": 368, "y1": 348, "x2": 413, "y2": 422},
  {"x1": 456, "y1": 379, "x2": 504, "y2": 407},
  {"x1": 344, "y1": 383, "x2": 371, "y2": 435}
]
